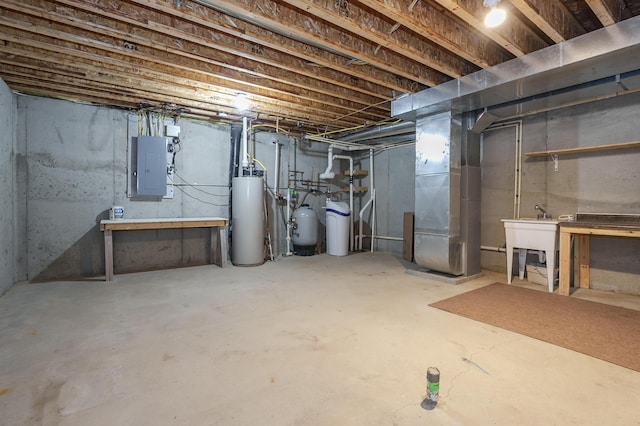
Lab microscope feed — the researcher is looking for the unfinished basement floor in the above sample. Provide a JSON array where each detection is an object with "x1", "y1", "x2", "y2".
[{"x1": 1, "y1": 252, "x2": 639, "y2": 425}]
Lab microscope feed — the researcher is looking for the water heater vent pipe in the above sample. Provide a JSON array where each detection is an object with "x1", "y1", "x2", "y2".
[{"x1": 241, "y1": 116, "x2": 249, "y2": 169}]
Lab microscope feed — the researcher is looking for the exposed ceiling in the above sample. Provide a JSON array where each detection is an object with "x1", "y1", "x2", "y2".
[{"x1": 1, "y1": 0, "x2": 639, "y2": 136}]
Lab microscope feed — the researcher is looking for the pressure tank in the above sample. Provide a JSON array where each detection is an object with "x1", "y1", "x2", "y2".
[
  {"x1": 231, "y1": 176, "x2": 265, "y2": 266},
  {"x1": 292, "y1": 204, "x2": 318, "y2": 256},
  {"x1": 326, "y1": 200, "x2": 350, "y2": 256}
]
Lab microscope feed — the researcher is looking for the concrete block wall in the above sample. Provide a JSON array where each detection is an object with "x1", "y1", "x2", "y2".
[
  {"x1": 361, "y1": 145, "x2": 415, "y2": 256},
  {"x1": 0, "y1": 80, "x2": 17, "y2": 295},
  {"x1": 15, "y1": 95, "x2": 231, "y2": 281},
  {"x1": 5, "y1": 91, "x2": 351, "y2": 284},
  {"x1": 3, "y1": 79, "x2": 639, "y2": 294},
  {"x1": 481, "y1": 92, "x2": 640, "y2": 294}
]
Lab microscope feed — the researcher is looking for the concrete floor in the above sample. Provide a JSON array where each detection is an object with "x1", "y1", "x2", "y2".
[{"x1": 1, "y1": 252, "x2": 639, "y2": 425}]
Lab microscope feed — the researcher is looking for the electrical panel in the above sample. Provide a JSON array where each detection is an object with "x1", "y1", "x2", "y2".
[{"x1": 136, "y1": 135, "x2": 168, "y2": 197}]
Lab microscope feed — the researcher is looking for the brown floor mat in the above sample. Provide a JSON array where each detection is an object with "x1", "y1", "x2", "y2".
[{"x1": 430, "y1": 283, "x2": 640, "y2": 372}]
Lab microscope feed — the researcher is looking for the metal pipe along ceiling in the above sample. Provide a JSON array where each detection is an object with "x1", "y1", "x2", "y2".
[{"x1": 339, "y1": 121, "x2": 416, "y2": 143}]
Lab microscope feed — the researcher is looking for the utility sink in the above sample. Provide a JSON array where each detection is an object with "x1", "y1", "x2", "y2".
[{"x1": 501, "y1": 218, "x2": 559, "y2": 292}]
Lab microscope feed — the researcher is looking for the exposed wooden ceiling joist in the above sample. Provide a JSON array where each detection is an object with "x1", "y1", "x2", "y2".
[
  {"x1": 0, "y1": 0, "x2": 638, "y2": 135},
  {"x1": 276, "y1": 0, "x2": 478, "y2": 78},
  {"x1": 196, "y1": 0, "x2": 450, "y2": 86},
  {"x1": 585, "y1": 0, "x2": 631, "y2": 26},
  {"x1": 508, "y1": 0, "x2": 585, "y2": 42},
  {"x1": 430, "y1": 0, "x2": 549, "y2": 56},
  {"x1": 129, "y1": 0, "x2": 417, "y2": 95},
  {"x1": 355, "y1": 0, "x2": 513, "y2": 68}
]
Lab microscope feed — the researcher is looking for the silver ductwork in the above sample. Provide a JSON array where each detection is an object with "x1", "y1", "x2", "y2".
[
  {"x1": 394, "y1": 16, "x2": 640, "y2": 277},
  {"x1": 412, "y1": 110, "x2": 481, "y2": 277},
  {"x1": 413, "y1": 111, "x2": 463, "y2": 275},
  {"x1": 392, "y1": 15, "x2": 640, "y2": 121}
]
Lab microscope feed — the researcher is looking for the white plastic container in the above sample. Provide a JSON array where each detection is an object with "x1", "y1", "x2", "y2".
[{"x1": 326, "y1": 200, "x2": 350, "y2": 256}]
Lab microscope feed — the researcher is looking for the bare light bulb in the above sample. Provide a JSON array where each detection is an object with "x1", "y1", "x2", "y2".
[
  {"x1": 234, "y1": 93, "x2": 249, "y2": 111},
  {"x1": 484, "y1": 7, "x2": 506, "y2": 27}
]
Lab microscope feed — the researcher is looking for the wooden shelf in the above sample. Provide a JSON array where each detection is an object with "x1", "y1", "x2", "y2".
[
  {"x1": 342, "y1": 186, "x2": 368, "y2": 193},
  {"x1": 525, "y1": 141, "x2": 640, "y2": 157},
  {"x1": 343, "y1": 169, "x2": 368, "y2": 177}
]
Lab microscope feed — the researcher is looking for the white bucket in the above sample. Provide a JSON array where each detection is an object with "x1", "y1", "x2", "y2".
[{"x1": 109, "y1": 206, "x2": 124, "y2": 220}]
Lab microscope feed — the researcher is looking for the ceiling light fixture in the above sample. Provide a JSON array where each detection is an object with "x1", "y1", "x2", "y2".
[
  {"x1": 234, "y1": 93, "x2": 250, "y2": 111},
  {"x1": 483, "y1": 0, "x2": 506, "y2": 28}
]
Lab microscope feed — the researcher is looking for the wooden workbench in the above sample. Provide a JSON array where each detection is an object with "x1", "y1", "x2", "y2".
[
  {"x1": 100, "y1": 217, "x2": 229, "y2": 281},
  {"x1": 559, "y1": 218, "x2": 640, "y2": 296}
]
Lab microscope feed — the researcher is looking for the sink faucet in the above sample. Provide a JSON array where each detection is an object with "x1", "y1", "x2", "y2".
[{"x1": 535, "y1": 204, "x2": 550, "y2": 219}]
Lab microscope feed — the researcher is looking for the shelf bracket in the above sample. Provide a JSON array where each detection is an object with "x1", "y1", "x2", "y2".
[{"x1": 550, "y1": 154, "x2": 559, "y2": 172}]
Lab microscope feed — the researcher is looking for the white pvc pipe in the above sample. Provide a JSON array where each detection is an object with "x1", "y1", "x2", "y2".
[
  {"x1": 273, "y1": 141, "x2": 281, "y2": 193},
  {"x1": 358, "y1": 197, "x2": 374, "y2": 251},
  {"x1": 371, "y1": 188, "x2": 376, "y2": 252},
  {"x1": 369, "y1": 149, "x2": 374, "y2": 191},
  {"x1": 357, "y1": 149, "x2": 376, "y2": 252},
  {"x1": 285, "y1": 190, "x2": 293, "y2": 256},
  {"x1": 319, "y1": 145, "x2": 335, "y2": 179},
  {"x1": 369, "y1": 149, "x2": 375, "y2": 253},
  {"x1": 516, "y1": 121, "x2": 523, "y2": 218},
  {"x1": 241, "y1": 116, "x2": 249, "y2": 169},
  {"x1": 334, "y1": 154, "x2": 354, "y2": 251},
  {"x1": 361, "y1": 235, "x2": 403, "y2": 241},
  {"x1": 483, "y1": 120, "x2": 523, "y2": 219},
  {"x1": 481, "y1": 245, "x2": 506, "y2": 253}
]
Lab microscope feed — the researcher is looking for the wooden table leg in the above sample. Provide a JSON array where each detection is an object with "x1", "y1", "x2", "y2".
[
  {"x1": 559, "y1": 230, "x2": 571, "y2": 295},
  {"x1": 505, "y1": 244, "x2": 513, "y2": 284},
  {"x1": 219, "y1": 226, "x2": 228, "y2": 267},
  {"x1": 104, "y1": 229, "x2": 113, "y2": 281},
  {"x1": 210, "y1": 226, "x2": 228, "y2": 268},
  {"x1": 210, "y1": 227, "x2": 215, "y2": 265},
  {"x1": 577, "y1": 235, "x2": 590, "y2": 289}
]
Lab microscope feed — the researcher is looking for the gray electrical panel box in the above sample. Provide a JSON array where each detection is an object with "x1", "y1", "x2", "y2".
[{"x1": 136, "y1": 135, "x2": 167, "y2": 197}]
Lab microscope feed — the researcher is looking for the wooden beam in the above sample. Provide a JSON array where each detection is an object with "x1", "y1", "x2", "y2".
[
  {"x1": 126, "y1": 0, "x2": 419, "y2": 96},
  {"x1": 3, "y1": 24, "x2": 364, "y2": 126},
  {"x1": 1, "y1": 54, "x2": 375, "y2": 129},
  {"x1": 355, "y1": 0, "x2": 513, "y2": 68},
  {"x1": 0, "y1": 8, "x2": 390, "y2": 127},
  {"x1": 431, "y1": 0, "x2": 549, "y2": 57},
  {"x1": 0, "y1": 56, "x2": 373, "y2": 127},
  {"x1": 53, "y1": 0, "x2": 396, "y2": 102},
  {"x1": 508, "y1": 0, "x2": 586, "y2": 43},
  {"x1": 8, "y1": 0, "x2": 389, "y2": 115},
  {"x1": 5, "y1": 78, "x2": 340, "y2": 133},
  {"x1": 277, "y1": 0, "x2": 478, "y2": 78},
  {"x1": 585, "y1": 0, "x2": 630, "y2": 26},
  {"x1": 100, "y1": 218, "x2": 229, "y2": 231},
  {"x1": 195, "y1": 0, "x2": 450, "y2": 87},
  {"x1": 524, "y1": 141, "x2": 640, "y2": 157}
]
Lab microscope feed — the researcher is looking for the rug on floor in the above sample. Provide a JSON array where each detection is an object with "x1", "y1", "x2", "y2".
[{"x1": 429, "y1": 283, "x2": 640, "y2": 372}]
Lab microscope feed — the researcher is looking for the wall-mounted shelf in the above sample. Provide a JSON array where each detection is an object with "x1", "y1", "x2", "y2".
[
  {"x1": 525, "y1": 140, "x2": 640, "y2": 157},
  {"x1": 343, "y1": 169, "x2": 368, "y2": 177}
]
